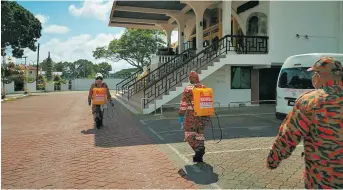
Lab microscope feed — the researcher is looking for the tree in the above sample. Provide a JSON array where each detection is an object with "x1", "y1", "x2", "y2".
[
  {"x1": 73, "y1": 59, "x2": 94, "y2": 78},
  {"x1": 1, "y1": 1, "x2": 42, "y2": 57},
  {"x1": 93, "y1": 29, "x2": 165, "y2": 70},
  {"x1": 93, "y1": 62, "x2": 112, "y2": 78},
  {"x1": 45, "y1": 52, "x2": 53, "y2": 81}
]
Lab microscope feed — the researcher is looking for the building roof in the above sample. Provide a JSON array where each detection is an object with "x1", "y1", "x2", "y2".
[{"x1": 109, "y1": 0, "x2": 191, "y2": 30}]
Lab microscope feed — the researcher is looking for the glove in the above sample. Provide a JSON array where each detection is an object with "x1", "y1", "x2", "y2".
[
  {"x1": 88, "y1": 99, "x2": 91, "y2": 106},
  {"x1": 178, "y1": 116, "x2": 184, "y2": 124},
  {"x1": 178, "y1": 116, "x2": 184, "y2": 129}
]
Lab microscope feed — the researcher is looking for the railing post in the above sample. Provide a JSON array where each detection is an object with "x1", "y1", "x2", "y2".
[{"x1": 225, "y1": 37, "x2": 228, "y2": 54}]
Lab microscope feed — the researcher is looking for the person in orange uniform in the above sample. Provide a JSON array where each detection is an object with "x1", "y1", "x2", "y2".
[
  {"x1": 178, "y1": 71, "x2": 211, "y2": 163},
  {"x1": 88, "y1": 73, "x2": 113, "y2": 128},
  {"x1": 266, "y1": 56, "x2": 343, "y2": 188}
]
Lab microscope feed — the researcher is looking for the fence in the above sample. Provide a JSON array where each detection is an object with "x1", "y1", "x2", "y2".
[{"x1": 71, "y1": 78, "x2": 122, "y2": 91}]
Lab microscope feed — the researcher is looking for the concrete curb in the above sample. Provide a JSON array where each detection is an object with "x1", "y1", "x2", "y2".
[{"x1": 1, "y1": 94, "x2": 29, "y2": 102}]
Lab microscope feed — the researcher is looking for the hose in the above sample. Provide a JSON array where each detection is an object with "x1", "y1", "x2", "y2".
[{"x1": 186, "y1": 94, "x2": 222, "y2": 143}]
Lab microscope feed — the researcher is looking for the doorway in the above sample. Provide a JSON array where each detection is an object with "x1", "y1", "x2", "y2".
[{"x1": 259, "y1": 66, "x2": 281, "y2": 101}]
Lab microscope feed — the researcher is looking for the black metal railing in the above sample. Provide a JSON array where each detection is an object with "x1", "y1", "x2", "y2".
[
  {"x1": 126, "y1": 49, "x2": 196, "y2": 100},
  {"x1": 115, "y1": 69, "x2": 142, "y2": 94},
  {"x1": 183, "y1": 41, "x2": 195, "y2": 51},
  {"x1": 142, "y1": 35, "x2": 269, "y2": 108}
]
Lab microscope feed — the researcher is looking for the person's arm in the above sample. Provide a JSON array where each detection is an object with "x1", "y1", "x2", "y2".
[
  {"x1": 266, "y1": 96, "x2": 312, "y2": 169},
  {"x1": 103, "y1": 83, "x2": 112, "y2": 101},
  {"x1": 178, "y1": 86, "x2": 192, "y2": 117},
  {"x1": 88, "y1": 83, "x2": 94, "y2": 104}
]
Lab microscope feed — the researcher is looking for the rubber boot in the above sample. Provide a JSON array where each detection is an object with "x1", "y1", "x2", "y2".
[
  {"x1": 95, "y1": 118, "x2": 101, "y2": 129},
  {"x1": 193, "y1": 148, "x2": 205, "y2": 163}
]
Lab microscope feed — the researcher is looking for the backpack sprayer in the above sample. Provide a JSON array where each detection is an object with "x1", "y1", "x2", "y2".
[
  {"x1": 189, "y1": 86, "x2": 222, "y2": 143},
  {"x1": 92, "y1": 87, "x2": 115, "y2": 119}
]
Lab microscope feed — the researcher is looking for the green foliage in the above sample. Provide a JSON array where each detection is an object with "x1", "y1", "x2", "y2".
[
  {"x1": 51, "y1": 59, "x2": 112, "y2": 79},
  {"x1": 45, "y1": 52, "x2": 53, "y2": 81},
  {"x1": 25, "y1": 76, "x2": 35, "y2": 83},
  {"x1": 1, "y1": 1, "x2": 42, "y2": 57},
  {"x1": 53, "y1": 75, "x2": 61, "y2": 82},
  {"x1": 114, "y1": 68, "x2": 140, "y2": 78},
  {"x1": 93, "y1": 29, "x2": 165, "y2": 70},
  {"x1": 36, "y1": 74, "x2": 46, "y2": 90},
  {"x1": 93, "y1": 62, "x2": 112, "y2": 78}
]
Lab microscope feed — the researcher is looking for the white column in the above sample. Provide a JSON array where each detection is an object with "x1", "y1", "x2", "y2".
[
  {"x1": 222, "y1": 0, "x2": 232, "y2": 36},
  {"x1": 157, "y1": 24, "x2": 176, "y2": 48},
  {"x1": 182, "y1": 1, "x2": 213, "y2": 53},
  {"x1": 178, "y1": 19, "x2": 185, "y2": 53},
  {"x1": 195, "y1": 12, "x2": 204, "y2": 53},
  {"x1": 168, "y1": 14, "x2": 185, "y2": 54},
  {"x1": 166, "y1": 30, "x2": 172, "y2": 47},
  {"x1": 340, "y1": 1, "x2": 343, "y2": 53}
]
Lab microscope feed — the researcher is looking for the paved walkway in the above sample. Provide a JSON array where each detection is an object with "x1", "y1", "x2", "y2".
[
  {"x1": 2, "y1": 92, "x2": 306, "y2": 189},
  {"x1": 1, "y1": 92, "x2": 196, "y2": 189}
]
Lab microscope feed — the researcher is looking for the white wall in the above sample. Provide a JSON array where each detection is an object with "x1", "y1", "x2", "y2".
[
  {"x1": 61, "y1": 83, "x2": 68, "y2": 91},
  {"x1": 168, "y1": 65, "x2": 252, "y2": 107},
  {"x1": 70, "y1": 78, "x2": 122, "y2": 91},
  {"x1": 233, "y1": 1, "x2": 270, "y2": 33},
  {"x1": 45, "y1": 83, "x2": 54, "y2": 92},
  {"x1": 2, "y1": 82, "x2": 15, "y2": 94},
  {"x1": 26, "y1": 82, "x2": 36, "y2": 93},
  {"x1": 269, "y1": 1, "x2": 342, "y2": 63}
]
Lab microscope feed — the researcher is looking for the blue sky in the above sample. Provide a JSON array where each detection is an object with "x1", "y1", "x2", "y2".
[
  {"x1": 18, "y1": 1, "x2": 123, "y2": 44},
  {"x1": 14, "y1": 0, "x2": 132, "y2": 72}
]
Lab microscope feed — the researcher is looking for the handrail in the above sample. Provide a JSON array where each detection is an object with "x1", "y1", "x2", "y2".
[
  {"x1": 142, "y1": 34, "x2": 269, "y2": 109},
  {"x1": 144, "y1": 35, "x2": 228, "y2": 90},
  {"x1": 115, "y1": 69, "x2": 142, "y2": 93},
  {"x1": 126, "y1": 48, "x2": 195, "y2": 100}
]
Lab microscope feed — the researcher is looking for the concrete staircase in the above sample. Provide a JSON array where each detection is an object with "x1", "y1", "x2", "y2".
[{"x1": 142, "y1": 55, "x2": 228, "y2": 114}]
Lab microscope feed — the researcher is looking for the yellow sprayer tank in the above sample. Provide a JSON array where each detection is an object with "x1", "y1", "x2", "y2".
[
  {"x1": 92, "y1": 88, "x2": 107, "y2": 105},
  {"x1": 192, "y1": 88, "x2": 215, "y2": 117}
]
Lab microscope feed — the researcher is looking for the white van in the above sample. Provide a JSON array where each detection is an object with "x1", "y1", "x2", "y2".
[{"x1": 275, "y1": 53, "x2": 343, "y2": 120}]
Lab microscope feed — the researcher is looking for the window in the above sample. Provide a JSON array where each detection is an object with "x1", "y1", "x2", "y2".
[
  {"x1": 247, "y1": 16, "x2": 259, "y2": 35},
  {"x1": 277, "y1": 67, "x2": 314, "y2": 89},
  {"x1": 231, "y1": 66, "x2": 251, "y2": 89}
]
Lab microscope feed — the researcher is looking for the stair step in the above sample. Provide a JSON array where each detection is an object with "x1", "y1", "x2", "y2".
[{"x1": 115, "y1": 94, "x2": 142, "y2": 113}]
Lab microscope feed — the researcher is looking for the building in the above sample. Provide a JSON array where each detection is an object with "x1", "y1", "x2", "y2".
[
  {"x1": 25, "y1": 65, "x2": 43, "y2": 79},
  {"x1": 110, "y1": 0, "x2": 343, "y2": 114}
]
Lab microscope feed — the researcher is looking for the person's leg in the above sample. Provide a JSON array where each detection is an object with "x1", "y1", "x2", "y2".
[
  {"x1": 99, "y1": 108, "x2": 103, "y2": 127},
  {"x1": 193, "y1": 140, "x2": 205, "y2": 163}
]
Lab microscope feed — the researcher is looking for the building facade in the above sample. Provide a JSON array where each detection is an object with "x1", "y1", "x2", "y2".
[{"x1": 110, "y1": 0, "x2": 343, "y2": 113}]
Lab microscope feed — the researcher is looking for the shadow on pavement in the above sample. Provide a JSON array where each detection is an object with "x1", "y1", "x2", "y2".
[
  {"x1": 178, "y1": 163, "x2": 219, "y2": 185},
  {"x1": 81, "y1": 99, "x2": 282, "y2": 148}
]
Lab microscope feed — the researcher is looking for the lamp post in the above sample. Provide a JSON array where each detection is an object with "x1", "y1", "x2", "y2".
[
  {"x1": 1, "y1": 47, "x2": 6, "y2": 99},
  {"x1": 36, "y1": 43, "x2": 40, "y2": 90}
]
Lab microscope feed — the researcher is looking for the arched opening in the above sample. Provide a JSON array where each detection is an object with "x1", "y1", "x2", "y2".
[
  {"x1": 246, "y1": 12, "x2": 268, "y2": 36},
  {"x1": 247, "y1": 16, "x2": 259, "y2": 36}
]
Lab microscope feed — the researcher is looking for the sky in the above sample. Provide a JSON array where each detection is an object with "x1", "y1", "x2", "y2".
[{"x1": 9, "y1": 0, "x2": 178, "y2": 72}]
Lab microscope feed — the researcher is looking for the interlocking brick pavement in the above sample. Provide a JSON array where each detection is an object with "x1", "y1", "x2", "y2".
[
  {"x1": 1, "y1": 93, "x2": 197, "y2": 189},
  {"x1": 142, "y1": 116, "x2": 306, "y2": 189}
]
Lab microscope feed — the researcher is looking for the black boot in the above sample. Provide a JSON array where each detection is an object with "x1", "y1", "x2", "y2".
[
  {"x1": 95, "y1": 118, "x2": 101, "y2": 129},
  {"x1": 193, "y1": 148, "x2": 205, "y2": 163}
]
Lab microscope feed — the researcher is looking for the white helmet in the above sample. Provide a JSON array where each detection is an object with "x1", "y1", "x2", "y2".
[{"x1": 95, "y1": 73, "x2": 103, "y2": 80}]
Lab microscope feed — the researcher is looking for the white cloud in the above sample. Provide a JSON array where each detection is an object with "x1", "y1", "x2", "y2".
[
  {"x1": 43, "y1": 25, "x2": 70, "y2": 34},
  {"x1": 69, "y1": 0, "x2": 113, "y2": 21},
  {"x1": 34, "y1": 14, "x2": 69, "y2": 35},
  {"x1": 35, "y1": 14, "x2": 49, "y2": 25},
  {"x1": 23, "y1": 30, "x2": 131, "y2": 72}
]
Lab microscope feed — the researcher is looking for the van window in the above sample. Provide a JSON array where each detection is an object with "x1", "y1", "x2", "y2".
[{"x1": 278, "y1": 67, "x2": 314, "y2": 89}]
